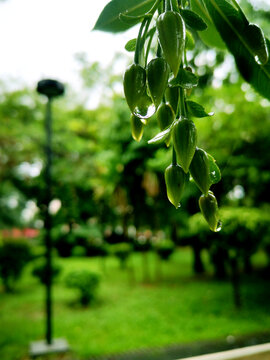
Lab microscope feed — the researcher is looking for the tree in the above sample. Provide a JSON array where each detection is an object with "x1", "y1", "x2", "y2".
[{"x1": 94, "y1": 0, "x2": 270, "y2": 231}]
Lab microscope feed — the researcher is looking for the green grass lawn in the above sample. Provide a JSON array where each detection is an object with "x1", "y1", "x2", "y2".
[{"x1": 0, "y1": 247, "x2": 270, "y2": 360}]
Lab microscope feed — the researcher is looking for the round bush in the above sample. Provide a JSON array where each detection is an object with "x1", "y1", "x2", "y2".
[{"x1": 65, "y1": 270, "x2": 100, "y2": 306}]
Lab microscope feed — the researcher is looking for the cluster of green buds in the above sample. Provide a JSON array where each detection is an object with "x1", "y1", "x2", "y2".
[{"x1": 122, "y1": 0, "x2": 221, "y2": 232}]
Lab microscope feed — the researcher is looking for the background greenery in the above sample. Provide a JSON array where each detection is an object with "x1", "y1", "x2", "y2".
[
  {"x1": 1, "y1": 249, "x2": 270, "y2": 360},
  {"x1": 0, "y1": 0, "x2": 270, "y2": 359}
]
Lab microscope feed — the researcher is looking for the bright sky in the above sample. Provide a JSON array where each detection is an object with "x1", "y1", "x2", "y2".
[
  {"x1": 0, "y1": 0, "x2": 135, "y2": 91},
  {"x1": 0, "y1": 0, "x2": 269, "y2": 93}
]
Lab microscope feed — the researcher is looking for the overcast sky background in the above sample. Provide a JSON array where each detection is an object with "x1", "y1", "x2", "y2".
[
  {"x1": 0, "y1": 0, "x2": 269, "y2": 95},
  {"x1": 0, "y1": 0, "x2": 136, "y2": 92}
]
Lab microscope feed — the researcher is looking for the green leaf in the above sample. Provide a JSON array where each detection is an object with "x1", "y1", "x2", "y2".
[
  {"x1": 170, "y1": 68, "x2": 198, "y2": 89},
  {"x1": 203, "y1": 0, "x2": 270, "y2": 101},
  {"x1": 186, "y1": 31, "x2": 195, "y2": 50},
  {"x1": 180, "y1": 9, "x2": 207, "y2": 31},
  {"x1": 148, "y1": 127, "x2": 172, "y2": 145},
  {"x1": 119, "y1": 13, "x2": 144, "y2": 26},
  {"x1": 125, "y1": 28, "x2": 156, "y2": 53},
  {"x1": 244, "y1": 24, "x2": 269, "y2": 65},
  {"x1": 190, "y1": 0, "x2": 226, "y2": 49},
  {"x1": 207, "y1": 153, "x2": 221, "y2": 184},
  {"x1": 93, "y1": 0, "x2": 155, "y2": 33},
  {"x1": 186, "y1": 100, "x2": 214, "y2": 117},
  {"x1": 125, "y1": 38, "x2": 137, "y2": 52}
]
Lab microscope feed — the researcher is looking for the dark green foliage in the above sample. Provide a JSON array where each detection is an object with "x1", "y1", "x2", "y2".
[
  {"x1": 110, "y1": 242, "x2": 133, "y2": 268},
  {"x1": 169, "y1": 67, "x2": 198, "y2": 89},
  {"x1": 93, "y1": 0, "x2": 155, "y2": 33},
  {"x1": 180, "y1": 9, "x2": 207, "y2": 31},
  {"x1": 155, "y1": 240, "x2": 175, "y2": 261},
  {"x1": 54, "y1": 233, "x2": 76, "y2": 258},
  {"x1": 85, "y1": 240, "x2": 108, "y2": 258},
  {"x1": 71, "y1": 246, "x2": 87, "y2": 257},
  {"x1": 0, "y1": 239, "x2": 32, "y2": 292},
  {"x1": 186, "y1": 100, "x2": 214, "y2": 118},
  {"x1": 190, "y1": 0, "x2": 225, "y2": 49},
  {"x1": 65, "y1": 270, "x2": 100, "y2": 306},
  {"x1": 125, "y1": 38, "x2": 137, "y2": 52},
  {"x1": 189, "y1": 207, "x2": 270, "y2": 280},
  {"x1": 203, "y1": 0, "x2": 270, "y2": 100},
  {"x1": 133, "y1": 237, "x2": 152, "y2": 252}
]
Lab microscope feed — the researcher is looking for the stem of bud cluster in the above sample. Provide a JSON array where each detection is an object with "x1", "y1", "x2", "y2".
[
  {"x1": 172, "y1": 147, "x2": 177, "y2": 166},
  {"x1": 134, "y1": 18, "x2": 148, "y2": 65}
]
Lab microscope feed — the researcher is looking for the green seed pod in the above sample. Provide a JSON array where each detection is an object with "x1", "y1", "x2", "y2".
[
  {"x1": 165, "y1": 86, "x2": 179, "y2": 114},
  {"x1": 157, "y1": 103, "x2": 175, "y2": 130},
  {"x1": 156, "y1": 11, "x2": 186, "y2": 77},
  {"x1": 157, "y1": 103, "x2": 175, "y2": 146},
  {"x1": 165, "y1": 164, "x2": 187, "y2": 208},
  {"x1": 172, "y1": 118, "x2": 197, "y2": 173},
  {"x1": 189, "y1": 148, "x2": 210, "y2": 195},
  {"x1": 199, "y1": 191, "x2": 221, "y2": 232},
  {"x1": 124, "y1": 63, "x2": 147, "y2": 114},
  {"x1": 146, "y1": 58, "x2": 170, "y2": 108},
  {"x1": 131, "y1": 114, "x2": 144, "y2": 142}
]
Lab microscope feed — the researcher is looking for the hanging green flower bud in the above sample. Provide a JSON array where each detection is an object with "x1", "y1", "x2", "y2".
[
  {"x1": 172, "y1": 118, "x2": 197, "y2": 173},
  {"x1": 199, "y1": 191, "x2": 221, "y2": 232},
  {"x1": 124, "y1": 64, "x2": 155, "y2": 119},
  {"x1": 146, "y1": 58, "x2": 170, "y2": 108},
  {"x1": 156, "y1": 11, "x2": 186, "y2": 77},
  {"x1": 157, "y1": 103, "x2": 175, "y2": 146},
  {"x1": 130, "y1": 114, "x2": 144, "y2": 142},
  {"x1": 165, "y1": 86, "x2": 180, "y2": 115},
  {"x1": 189, "y1": 148, "x2": 210, "y2": 195},
  {"x1": 157, "y1": 103, "x2": 174, "y2": 130},
  {"x1": 124, "y1": 63, "x2": 146, "y2": 113},
  {"x1": 165, "y1": 164, "x2": 187, "y2": 208}
]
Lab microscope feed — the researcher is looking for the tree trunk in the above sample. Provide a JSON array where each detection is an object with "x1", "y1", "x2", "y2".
[
  {"x1": 211, "y1": 247, "x2": 227, "y2": 279},
  {"x1": 192, "y1": 245, "x2": 205, "y2": 274},
  {"x1": 155, "y1": 255, "x2": 162, "y2": 281},
  {"x1": 230, "y1": 257, "x2": 242, "y2": 309},
  {"x1": 243, "y1": 256, "x2": 252, "y2": 274},
  {"x1": 142, "y1": 252, "x2": 150, "y2": 283}
]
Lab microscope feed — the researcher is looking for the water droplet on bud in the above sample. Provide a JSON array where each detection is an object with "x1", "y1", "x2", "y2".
[
  {"x1": 134, "y1": 103, "x2": 155, "y2": 119},
  {"x1": 215, "y1": 220, "x2": 222, "y2": 232}
]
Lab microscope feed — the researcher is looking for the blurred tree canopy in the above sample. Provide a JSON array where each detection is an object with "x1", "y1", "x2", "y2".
[
  {"x1": 0, "y1": 0, "x2": 269, "y2": 249},
  {"x1": 0, "y1": 72, "x2": 269, "y2": 236}
]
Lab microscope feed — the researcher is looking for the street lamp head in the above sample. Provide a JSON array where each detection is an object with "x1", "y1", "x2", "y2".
[{"x1": 37, "y1": 79, "x2": 65, "y2": 99}]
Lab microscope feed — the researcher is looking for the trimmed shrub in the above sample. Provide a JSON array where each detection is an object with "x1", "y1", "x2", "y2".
[
  {"x1": 0, "y1": 238, "x2": 32, "y2": 292},
  {"x1": 54, "y1": 233, "x2": 76, "y2": 258},
  {"x1": 65, "y1": 270, "x2": 100, "y2": 306},
  {"x1": 110, "y1": 242, "x2": 133, "y2": 268},
  {"x1": 155, "y1": 240, "x2": 175, "y2": 261},
  {"x1": 85, "y1": 239, "x2": 108, "y2": 257},
  {"x1": 71, "y1": 245, "x2": 87, "y2": 257}
]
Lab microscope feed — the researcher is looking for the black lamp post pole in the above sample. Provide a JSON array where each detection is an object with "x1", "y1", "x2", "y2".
[
  {"x1": 37, "y1": 79, "x2": 64, "y2": 346},
  {"x1": 44, "y1": 97, "x2": 53, "y2": 344}
]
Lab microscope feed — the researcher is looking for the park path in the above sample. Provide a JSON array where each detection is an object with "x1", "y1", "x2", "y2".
[{"x1": 86, "y1": 332, "x2": 270, "y2": 360}]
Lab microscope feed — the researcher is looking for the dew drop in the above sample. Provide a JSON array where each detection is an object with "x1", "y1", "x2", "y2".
[
  {"x1": 140, "y1": 118, "x2": 148, "y2": 125},
  {"x1": 215, "y1": 219, "x2": 222, "y2": 232},
  {"x1": 255, "y1": 55, "x2": 263, "y2": 66},
  {"x1": 134, "y1": 103, "x2": 155, "y2": 119}
]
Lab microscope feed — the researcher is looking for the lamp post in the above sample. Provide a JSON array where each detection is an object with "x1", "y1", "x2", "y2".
[{"x1": 30, "y1": 79, "x2": 69, "y2": 357}]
